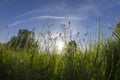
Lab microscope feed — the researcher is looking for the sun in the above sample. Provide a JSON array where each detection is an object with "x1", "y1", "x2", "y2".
[{"x1": 56, "y1": 40, "x2": 65, "y2": 53}]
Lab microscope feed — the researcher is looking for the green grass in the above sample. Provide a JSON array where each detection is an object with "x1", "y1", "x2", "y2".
[
  {"x1": 0, "y1": 37, "x2": 120, "y2": 80},
  {"x1": 0, "y1": 22, "x2": 120, "y2": 80}
]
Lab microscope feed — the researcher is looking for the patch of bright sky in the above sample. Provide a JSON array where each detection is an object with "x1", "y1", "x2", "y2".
[{"x1": 0, "y1": 0, "x2": 120, "y2": 43}]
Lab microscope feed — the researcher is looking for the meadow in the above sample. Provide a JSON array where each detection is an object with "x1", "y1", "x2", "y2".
[{"x1": 0, "y1": 22, "x2": 120, "y2": 80}]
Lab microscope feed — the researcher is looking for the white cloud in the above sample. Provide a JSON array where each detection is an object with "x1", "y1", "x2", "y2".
[
  {"x1": 9, "y1": 15, "x2": 84, "y2": 27},
  {"x1": 9, "y1": 18, "x2": 31, "y2": 27},
  {"x1": 32, "y1": 16, "x2": 84, "y2": 20},
  {"x1": 16, "y1": 10, "x2": 41, "y2": 19}
]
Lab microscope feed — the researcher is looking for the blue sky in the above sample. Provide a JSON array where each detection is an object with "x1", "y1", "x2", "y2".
[{"x1": 0, "y1": 0, "x2": 120, "y2": 42}]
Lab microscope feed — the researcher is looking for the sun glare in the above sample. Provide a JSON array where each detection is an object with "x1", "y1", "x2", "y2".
[{"x1": 56, "y1": 40, "x2": 64, "y2": 53}]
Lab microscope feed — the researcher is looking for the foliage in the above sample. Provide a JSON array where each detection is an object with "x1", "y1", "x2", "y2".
[
  {"x1": 115, "y1": 22, "x2": 120, "y2": 36},
  {"x1": 67, "y1": 40, "x2": 77, "y2": 51},
  {"x1": 7, "y1": 29, "x2": 38, "y2": 52}
]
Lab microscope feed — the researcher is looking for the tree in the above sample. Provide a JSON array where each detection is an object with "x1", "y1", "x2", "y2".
[
  {"x1": 7, "y1": 36, "x2": 18, "y2": 49},
  {"x1": 66, "y1": 40, "x2": 77, "y2": 59},
  {"x1": 7, "y1": 29, "x2": 38, "y2": 52},
  {"x1": 115, "y1": 22, "x2": 120, "y2": 36},
  {"x1": 68, "y1": 40, "x2": 77, "y2": 52}
]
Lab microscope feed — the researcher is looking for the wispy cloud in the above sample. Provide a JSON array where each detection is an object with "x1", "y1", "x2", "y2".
[
  {"x1": 9, "y1": 16, "x2": 84, "y2": 27},
  {"x1": 9, "y1": 19, "x2": 31, "y2": 27},
  {"x1": 16, "y1": 10, "x2": 41, "y2": 19},
  {"x1": 0, "y1": 0, "x2": 11, "y2": 9},
  {"x1": 77, "y1": 4, "x2": 101, "y2": 17},
  {"x1": 32, "y1": 16, "x2": 84, "y2": 20}
]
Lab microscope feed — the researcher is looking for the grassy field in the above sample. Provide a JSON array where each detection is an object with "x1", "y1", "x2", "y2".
[{"x1": 0, "y1": 23, "x2": 120, "y2": 80}]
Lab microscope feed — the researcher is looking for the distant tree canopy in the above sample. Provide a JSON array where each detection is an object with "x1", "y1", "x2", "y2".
[
  {"x1": 7, "y1": 29, "x2": 38, "y2": 51},
  {"x1": 115, "y1": 22, "x2": 120, "y2": 36},
  {"x1": 67, "y1": 40, "x2": 77, "y2": 54}
]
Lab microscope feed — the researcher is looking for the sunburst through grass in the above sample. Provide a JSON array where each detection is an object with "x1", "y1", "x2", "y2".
[{"x1": 56, "y1": 39, "x2": 65, "y2": 53}]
